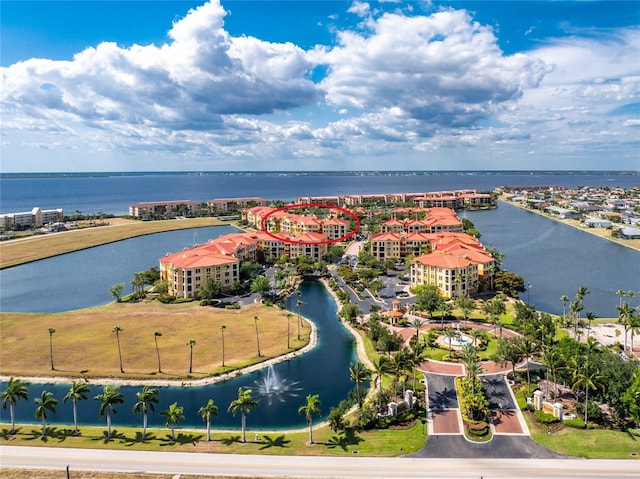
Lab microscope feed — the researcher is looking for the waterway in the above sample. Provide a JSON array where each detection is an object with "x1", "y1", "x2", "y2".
[
  {"x1": 0, "y1": 281, "x2": 359, "y2": 430},
  {"x1": 466, "y1": 202, "x2": 639, "y2": 318}
]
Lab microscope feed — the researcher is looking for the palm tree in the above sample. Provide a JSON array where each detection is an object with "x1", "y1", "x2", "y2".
[
  {"x1": 409, "y1": 317, "x2": 425, "y2": 342},
  {"x1": 516, "y1": 336, "x2": 538, "y2": 395},
  {"x1": 34, "y1": 391, "x2": 58, "y2": 438},
  {"x1": 439, "y1": 302, "x2": 453, "y2": 328},
  {"x1": 298, "y1": 394, "x2": 322, "y2": 445},
  {"x1": 1, "y1": 378, "x2": 30, "y2": 434},
  {"x1": 63, "y1": 381, "x2": 90, "y2": 435},
  {"x1": 48, "y1": 328, "x2": 56, "y2": 370},
  {"x1": 296, "y1": 294, "x2": 303, "y2": 341},
  {"x1": 154, "y1": 331, "x2": 162, "y2": 373},
  {"x1": 443, "y1": 328, "x2": 457, "y2": 359},
  {"x1": 560, "y1": 295, "x2": 570, "y2": 325},
  {"x1": 371, "y1": 355, "x2": 390, "y2": 411},
  {"x1": 628, "y1": 311, "x2": 640, "y2": 355},
  {"x1": 253, "y1": 315, "x2": 261, "y2": 357},
  {"x1": 349, "y1": 362, "x2": 370, "y2": 407},
  {"x1": 540, "y1": 345, "x2": 564, "y2": 400},
  {"x1": 455, "y1": 295, "x2": 475, "y2": 328},
  {"x1": 227, "y1": 388, "x2": 258, "y2": 443},
  {"x1": 198, "y1": 399, "x2": 219, "y2": 442},
  {"x1": 160, "y1": 402, "x2": 185, "y2": 442},
  {"x1": 286, "y1": 313, "x2": 292, "y2": 349},
  {"x1": 570, "y1": 300, "x2": 583, "y2": 338},
  {"x1": 187, "y1": 339, "x2": 196, "y2": 373},
  {"x1": 617, "y1": 301, "x2": 635, "y2": 353},
  {"x1": 572, "y1": 362, "x2": 604, "y2": 425},
  {"x1": 585, "y1": 311, "x2": 596, "y2": 337},
  {"x1": 112, "y1": 326, "x2": 124, "y2": 373},
  {"x1": 94, "y1": 385, "x2": 124, "y2": 440},
  {"x1": 468, "y1": 329, "x2": 484, "y2": 347},
  {"x1": 133, "y1": 386, "x2": 159, "y2": 440},
  {"x1": 616, "y1": 289, "x2": 626, "y2": 308},
  {"x1": 220, "y1": 325, "x2": 227, "y2": 367}
]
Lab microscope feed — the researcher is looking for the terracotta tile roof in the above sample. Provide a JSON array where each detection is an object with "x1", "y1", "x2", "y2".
[
  {"x1": 371, "y1": 231, "x2": 403, "y2": 241},
  {"x1": 160, "y1": 250, "x2": 239, "y2": 269},
  {"x1": 412, "y1": 252, "x2": 473, "y2": 269}
]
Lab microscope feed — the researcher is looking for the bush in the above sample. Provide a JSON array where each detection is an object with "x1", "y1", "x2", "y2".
[
  {"x1": 225, "y1": 303, "x2": 241, "y2": 310},
  {"x1": 534, "y1": 410, "x2": 560, "y2": 424},
  {"x1": 157, "y1": 295, "x2": 175, "y2": 304},
  {"x1": 564, "y1": 418, "x2": 586, "y2": 429},
  {"x1": 174, "y1": 297, "x2": 194, "y2": 303},
  {"x1": 627, "y1": 427, "x2": 640, "y2": 437}
]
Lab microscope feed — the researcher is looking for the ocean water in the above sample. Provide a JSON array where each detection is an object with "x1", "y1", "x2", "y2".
[{"x1": 1, "y1": 171, "x2": 637, "y2": 215}]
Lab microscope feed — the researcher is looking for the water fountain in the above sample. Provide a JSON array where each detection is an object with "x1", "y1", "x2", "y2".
[{"x1": 254, "y1": 364, "x2": 302, "y2": 406}]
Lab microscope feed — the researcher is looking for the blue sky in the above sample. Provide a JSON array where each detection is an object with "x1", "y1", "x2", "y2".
[{"x1": 1, "y1": 0, "x2": 638, "y2": 172}]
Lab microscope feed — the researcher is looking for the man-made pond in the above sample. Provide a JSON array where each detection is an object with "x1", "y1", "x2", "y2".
[{"x1": 0, "y1": 281, "x2": 360, "y2": 430}]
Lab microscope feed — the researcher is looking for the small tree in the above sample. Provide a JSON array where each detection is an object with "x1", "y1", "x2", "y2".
[
  {"x1": 228, "y1": 388, "x2": 258, "y2": 443},
  {"x1": 108, "y1": 283, "x2": 125, "y2": 302},
  {"x1": 133, "y1": 386, "x2": 159, "y2": 440}
]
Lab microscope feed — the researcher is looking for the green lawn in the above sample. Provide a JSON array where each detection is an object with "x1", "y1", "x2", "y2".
[{"x1": 0, "y1": 419, "x2": 427, "y2": 457}]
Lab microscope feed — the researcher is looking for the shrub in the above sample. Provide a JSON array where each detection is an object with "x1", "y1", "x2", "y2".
[
  {"x1": 627, "y1": 427, "x2": 640, "y2": 437},
  {"x1": 534, "y1": 410, "x2": 560, "y2": 424},
  {"x1": 174, "y1": 297, "x2": 194, "y2": 304},
  {"x1": 564, "y1": 418, "x2": 586, "y2": 429},
  {"x1": 225, "y1": 303, "x2": 241, "y2": 310},
  {"x1": 157, "y1": 295, "x2": 175, "y2": 304}
]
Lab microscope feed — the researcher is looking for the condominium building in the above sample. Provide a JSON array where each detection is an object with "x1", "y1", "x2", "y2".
[
  {"x1": 410, "y1": 253, "x2": 479, "y2": 298},
  {"x1": 207, "y1": 197, "x2": 269, "y2": 211},
  {"x1": 129, "y1": 200, "x2": 200, "y2": 218},
  {"x1": 0, "y1": 207, "x2": 64, "y2": 229}
]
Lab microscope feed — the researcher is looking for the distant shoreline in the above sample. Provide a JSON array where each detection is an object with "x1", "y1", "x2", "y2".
[{"x1": 498, "y1": 197, "x2": 640, "y2": 253}]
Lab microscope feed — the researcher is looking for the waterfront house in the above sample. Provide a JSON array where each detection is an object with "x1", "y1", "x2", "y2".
[{"x1": 0, "y1": 207, "x2": 64, "y2": 230}]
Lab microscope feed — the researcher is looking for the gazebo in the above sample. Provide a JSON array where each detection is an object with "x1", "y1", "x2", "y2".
[{"x1": 387, "y1": 300, "x2": 405, "y2": 325}]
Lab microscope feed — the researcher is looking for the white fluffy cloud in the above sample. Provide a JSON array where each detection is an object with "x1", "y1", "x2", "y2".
[
  {"x1": 1, "y1": 1, "x2": 319, "y2": 130},
  {"x1": 1, "y1": 1, "x2": 637, "y2": 171}
]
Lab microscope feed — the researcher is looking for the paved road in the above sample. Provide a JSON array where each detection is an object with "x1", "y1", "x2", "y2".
[
  {"x1": 425, "y1": 373, "x2": 459, "y2": 409},
  {"x1": 482, "y1": 374, "x2": 517, "y2": 410},
  {"x1": 2, "y1": 446, "x2": 638, "y2": 478}
]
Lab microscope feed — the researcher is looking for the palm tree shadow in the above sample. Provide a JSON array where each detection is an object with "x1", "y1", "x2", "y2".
[
  {"x1": 324, "y1": 428, "x2": 363, "y2": 451},
  {"x1": 124, "y1": 431, "x2": 157, "y2": 446},
  {"x1": 259, "y1": 434, "x2": 290, "y2": 450},
  {"x1": 221, "y1": 435, "x2": 242, "y2": 446},
  {"x1": 159, "y1": 432, "x2": 203, "y2": 446},
  {"x1": 92, "y1": 429, "x2": 125, "y2": 444}
]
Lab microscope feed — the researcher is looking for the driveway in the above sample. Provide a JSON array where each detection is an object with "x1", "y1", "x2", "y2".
[{"x1": 426, "y1": 373, "x2": 458, "y2": 409}]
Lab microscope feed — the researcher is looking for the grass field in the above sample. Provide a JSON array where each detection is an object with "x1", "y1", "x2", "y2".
[
  {"x1": 0, "y1": 217, "x2": 226, "y2": 269},
  {"x1": 0, "y1": 301, "x2": 309, "y2": 380}
]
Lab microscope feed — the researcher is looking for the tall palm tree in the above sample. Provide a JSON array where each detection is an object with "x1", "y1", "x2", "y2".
[
  {"x1": 187, "y1": 339, "x2": 196, "y2": 373},
  {"x1": 154, "y1": 331, "x2": 162, "y2": 373},
  {"x1": 455, "y1": 295, "x2": 475, "y2": 328},
  {"x1": 48, "y1": 328, "x2": 56, "y2": 370},
  {"x1": 409, "y1": 317, "x2": 425, "y2": 342},
  {"x1": 439, "y1": 302, "x2": 453, "y2": 328},
  {"x1": 197, "y1": 399, "x2": 219, "y2": 442},
  {"x1": 572, "y1": 362, "x2": 604, "y2": 425},
  {"x1": 253, "y1": 315, "x2": 261, "y2": 357},
  {"x1": 349, "y1": 362, "x2": 370, "y2": 407},
  {"x1": 628, "y1": 312, "x2": 640, "y2": 355},
  {"x1": 540, "y1": 345, "x2": 564, "y2": 400},
  {"x1": 585, "y1": 311, "x2": 596, "y2": 337},
  {"x1": 34, "y1": 391, "x2": 58, "y2": 438},
  {"x1": 63, "y1": 381, "x2": 90, "y2": 435},
  {"x1": 160, "y1": 402, "x2": 185, "y2": 442},
  {"x1": 296, "y1": 295, "x2": 303, "y2": 341},
  {"x1": 410, "y1": 340, "x2": 427, "y2": 392},
  {"x1": 220, "y1": 325, "x2": 227, "y2": 367},
  {"x1": 371, "y1": 355, "x2": 390, "y2": 411},
  {"x1": 516, "y1": 336, "x2": 538, "y2": 395},
  {"x1": 133, "y1": 386, "x2": 159, "y2": 440},
  {"x1": 298, "y1": 394, "x2": 321, "y2": 445},
  {"x1": 617, "y1": 301, "x2": 634, "y2": 353},
  {"x1": 468, "y1": 329, "x2": 484, "y2": 347},
  {"x1": 112, "y1": 326, "x2": 124, "y2": 373},
  {"x1": 570, "y1": 300, "x2": 583, "y2": 338},
  {"x1": 227, "y1": 388, "x2": 258, "y2": 443},
  {"x1": 286, "y1": 313, "x2": 292, "y2": 349},
  {"x1": 443, "y1": 328, "x2": 457, "y2": 359},
  {"x1": 616, "y1": 289, "x2": 626, "y2": 308},
  {"x1": 94, "y1": 385, "x2": 124, "y2": 440},
  {"x1": 560, "y1": 295, "x2": 570, "y2": 325},
  {"x1": 1, "y1": 377, "x2": 30, "y2": 434}
]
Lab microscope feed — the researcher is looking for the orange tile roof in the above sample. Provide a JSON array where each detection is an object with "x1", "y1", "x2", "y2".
[
  {"x1": 371, "y1": 231, "x2": 402, "y2": 241},
  {"x1": 412, "y1": 252, "x2": 473, "y2": 269},
  {"x1": 160, "y1": 250, "x2": 239, "y2": 269}
]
